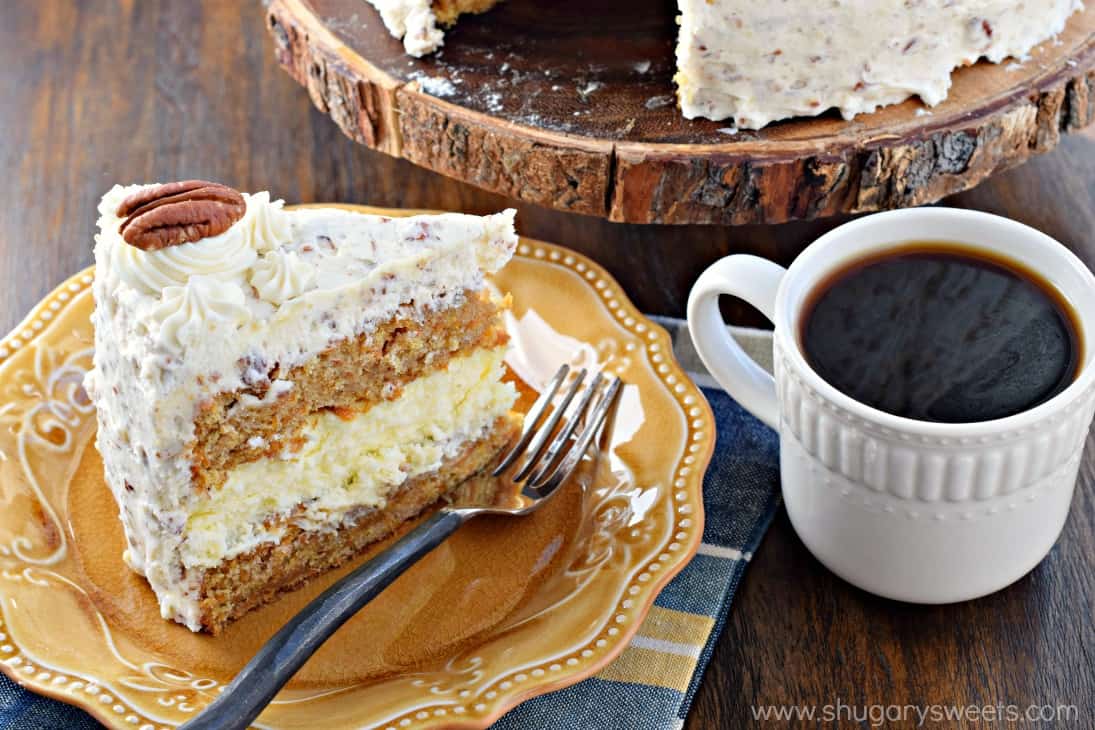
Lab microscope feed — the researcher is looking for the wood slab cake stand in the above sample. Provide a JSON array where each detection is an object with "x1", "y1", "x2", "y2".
[{"x1": 266, "y1": 0, "x2": 1095, "y2": 225}]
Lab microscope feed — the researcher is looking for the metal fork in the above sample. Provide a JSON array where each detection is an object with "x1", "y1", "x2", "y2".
[{"x1": 182, "y1": 365, "x2": 622, "y2": 730}]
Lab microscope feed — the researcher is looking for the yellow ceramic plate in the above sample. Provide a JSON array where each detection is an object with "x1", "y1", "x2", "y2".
[{"x1": 0, "y1": 206, "x2": 713, "y2": 729}]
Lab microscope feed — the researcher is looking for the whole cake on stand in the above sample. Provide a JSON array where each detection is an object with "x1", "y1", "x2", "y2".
[
  {"x1": 367, "y1": 0, "x2": 1083, "y2": 128},
  {"x1": 267, "y1": 0, "x2": 1093, "y2": 224}
]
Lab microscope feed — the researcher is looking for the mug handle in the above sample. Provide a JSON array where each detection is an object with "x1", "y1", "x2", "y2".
[{"x1": 686, "y1": 255, "x2": 787, "y2": 430}]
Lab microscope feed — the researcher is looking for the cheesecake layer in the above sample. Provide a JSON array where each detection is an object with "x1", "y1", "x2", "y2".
[
  {"x1": 195, "y1": 415, "x2": 519, "y2": 634},
  {"x1": 182, "y1": 346, "x2": 517, "y2": 569}
]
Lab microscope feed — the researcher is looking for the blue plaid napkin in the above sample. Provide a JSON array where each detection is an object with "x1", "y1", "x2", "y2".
[
  {"x1": 492, "y1": 319, "x2": 781, "y2": 729},
  {"x1": 0, "y1": 320, "x2": 780, "y2": 729}
]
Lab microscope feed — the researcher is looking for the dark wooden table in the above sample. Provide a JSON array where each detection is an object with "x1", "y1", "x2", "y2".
[{"x1": 2, "y1": 2, "x2": 1093, "y2": 727}]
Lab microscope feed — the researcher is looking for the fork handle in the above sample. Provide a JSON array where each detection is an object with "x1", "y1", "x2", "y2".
[{"x1": 180, "y1": 510, "x2": 467, "y2": 730}]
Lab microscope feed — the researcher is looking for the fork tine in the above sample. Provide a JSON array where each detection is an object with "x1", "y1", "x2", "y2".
[
  {"x1": 526, "y1": 372, "x2": 605, "y2": 486},
  {"x1": 532, "y1": 377, "x2": 622, "y2": 490},
  {"x1": 492, "y1": 364, "x2": 569, "y2": 476},
  {"x1": 512, "y1": 368, "x2": 588, "y2": 482}
]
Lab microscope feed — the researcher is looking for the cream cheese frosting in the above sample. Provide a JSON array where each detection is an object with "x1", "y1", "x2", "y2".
[
  {"x1": 368, "y1": 0, "x2": 446, "y2": 56},
  {"x1": 249, "y1": 250, "x2": 316, "y2": 304},
  {"x1": 152, "y1": 275, "x2": 252, "y2": 353},
  {"x1": 240, "y1": 190, "x2": 292, "y2": 252},
  {"x1": 676, "y1": 0, "x2": 1083, "y2": 128},
  {"x1": 84, "y1": 183, "x2": 517, "y2": 630},
  {"x1": 108, "y1": 216, "x2": 256, "y2": 294}
]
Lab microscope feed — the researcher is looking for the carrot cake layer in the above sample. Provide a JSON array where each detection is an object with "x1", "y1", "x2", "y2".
[{"x1": 189, "y1": 288, "x2": 506, "y2": 489}]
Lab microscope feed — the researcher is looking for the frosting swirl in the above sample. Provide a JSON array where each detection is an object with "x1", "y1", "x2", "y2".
[
  {"x1": 249, "y1": 250, "x2": 316, "y2": 304},
  {"x1": 152, "y1": 276, "x2": 251, "y2": 352},
  {"x1": 241, "y1": 192, "x2": 291, "y2": 252},
  {"x1": 105, "y1": 189, "x2": 291, "y2": 296},
  {"x1": 109, "y1": 222, "x2": 257, "y2": 295}
]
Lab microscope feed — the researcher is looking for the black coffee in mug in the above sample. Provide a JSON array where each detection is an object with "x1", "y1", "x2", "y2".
[{"x1": 799, "y1": 242, "x2": 1082, "y2": 423}]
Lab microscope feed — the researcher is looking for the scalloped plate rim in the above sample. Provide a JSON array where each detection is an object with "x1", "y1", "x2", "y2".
[{"x1": 0, "y1": 204, "x2": 715, "y2": 729}]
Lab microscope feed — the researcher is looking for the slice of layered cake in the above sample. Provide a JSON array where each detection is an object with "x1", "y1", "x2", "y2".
[{"x1": 84, "y1": 180, "x2": 520, "y2": 633}]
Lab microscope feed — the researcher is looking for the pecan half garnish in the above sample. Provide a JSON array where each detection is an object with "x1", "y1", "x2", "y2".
[{"x1": 116, "y1": 180, "x2": 246, "y2": 251}]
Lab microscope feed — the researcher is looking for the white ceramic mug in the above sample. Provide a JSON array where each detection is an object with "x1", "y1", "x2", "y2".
[{"x1": 687, "y1": 208, "x2": 1095, "y2": 603}]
